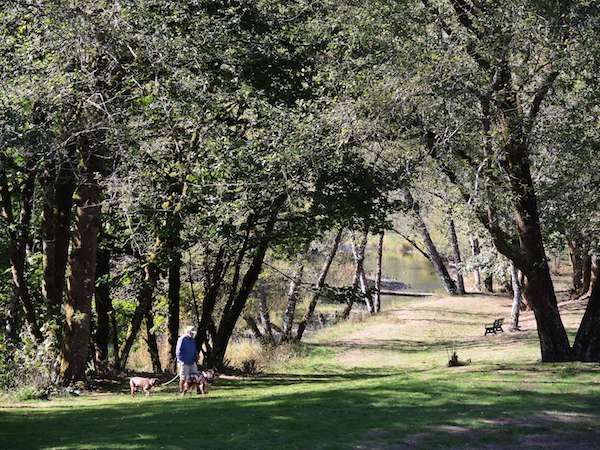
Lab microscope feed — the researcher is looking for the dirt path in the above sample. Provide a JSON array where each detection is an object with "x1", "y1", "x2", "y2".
[{"x1": 314, "y1": 293, "x2": 599, "y2": 449}]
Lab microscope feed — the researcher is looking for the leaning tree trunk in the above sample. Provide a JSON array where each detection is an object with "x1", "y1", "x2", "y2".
[
  {"x1": 447, "y1": 214, "x2": 465, "y2": 295},
  {"x1": 374, "y1": 231, "x2": 384, "y2": 313},
  {"x1": 469, "y1": 234, "x2": 482, "y2": 291},
  {"x1": 60, "y1": 158, "x2": 103, "y2": 384},
  {"x1": 119, "y1": 261, "x2": 159, "y2": 369},
  {"x1": 572, "y1": 276, "x2": 600, "y2": 361},
  {"x1": 0, "y1": 169, "x2": 44, "y2": 342},
  {"x1": 296, "y1": 229, "x2": 342, "y2": 341},
  {"x1": 94, "y1": 243, "x2": 111, "y2": 369},
  {"x1": 281, "y1": 250, "x2": 307, "y2": 342},
  {"x1": 510, "y1": 263, "x2": 522, "y2": 331},
  {"x1": 207, "y1": 208, "x2": 280, "y2": 368},
  {"x1": 405, "y1": 191, "x2": 457, "y2": 295},
  {"x1": 502, "y1": 140, "x2": 570, "y2": 361},
  {"x1": 416, "y1": 215, "x2": 457, "y2": 295}
]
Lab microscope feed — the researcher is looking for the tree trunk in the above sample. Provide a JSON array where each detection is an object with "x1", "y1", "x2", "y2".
[
  {"x1": 416, "y1": 215, "x2": 457, "y2": 295},
  {"x1": 119, "y1": 261, "x2": 159, "y2": 369},
  {"x1": 281, "y1": 256, "x2": 305, "y2": 341},
  {"x1": 483, "y1": 274, "x2": 493, "y2": 293},
  {"x1": 244, "y1": 315, "x2": 263, "y2": 340},
  {"x1": 469, "y1": 234, "x2": 482, "y2": 291},
  {"x1": 342, "y1": 247, "x2": 364, "y2": 320},
  {"x1": 501, "y1": 139, "x2": 570, "y2": 361},
  {"x1": 94, "y1": 243, "x2": 111, "y2": 369},
  {"x1": 405, "y1": 191, "x2": 457, "y2": 295},
  {"x1": 207, "y1": 209, "x2": 280, "y2": 368},
  {"x1": 258, "y1": 284, "x2": 274, "y2": 343},
  {"x1": 586, "y1": 257, "x2": 599, "y2": 297},
  {"x1": 582, "y1": 255, "x2": 592, "y2": 294},
  {"x1": 572, "y1": 278, "x2": 600, "y2": 361},
  {"x1": 510, "y1": 263, "x2": 522, "y2": 331},
  {"x1": 41, "y1": 175, "x2": 59, "y2": 317},
  {"x1": 110, "y1": 303, "x2": 120, "y2": 370},
  {"x1": 0, "y1": 169, "x2": 44, "y2": 342},
  {"x1": 166, "y1": 239, "x2": 181, "y2": 374},
  {"x1": 4, "y1": 293, "x2": 21, "y2": 344},
  {"x1": 569, "y1": 240, "x2": 584, "y2": 295},
  {"x1": 296, "y1": 229, "x2": 342, "y2": 341},
  {"x1": 145, "y1": 310, "x2": 162, "y2": 373},
  {"x1": 59, "y1": 161, "x2": 102, "y2": 384},
  {"x1": 374, "y1": 231, "x2": 384, "y2": 313},
  {"x1": 352, "y1": 230, "x2": 373, "y2": 313},
  {"x1": 41, "y1": 158, "x2": 75, "y2": 321},
  {"x1": 447, "y1": 215, "x2": 465, "y2": 295}
]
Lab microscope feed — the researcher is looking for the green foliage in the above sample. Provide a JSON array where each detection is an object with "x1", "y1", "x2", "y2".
[{"x1": 13, "y1": 386, "x2": 47, "y2": 402}]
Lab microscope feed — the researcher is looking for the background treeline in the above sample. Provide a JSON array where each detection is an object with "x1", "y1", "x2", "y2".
[{"x1": 1, "y1": 0, "x2": 600, "y2": 387}]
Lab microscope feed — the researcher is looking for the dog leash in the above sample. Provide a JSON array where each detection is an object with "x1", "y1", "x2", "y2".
[{"x1": 161, "y1": 374, "x2": 180, "y2": 386}]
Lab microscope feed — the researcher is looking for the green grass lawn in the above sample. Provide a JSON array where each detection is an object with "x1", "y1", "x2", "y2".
[{"x1": 3, "y1": 294, "x2": 600, "y2": 449}]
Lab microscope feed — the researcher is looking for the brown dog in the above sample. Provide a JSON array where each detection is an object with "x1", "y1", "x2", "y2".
[
  {"x1": 130, "y1": 377, "x2": 158, "y2": 397},
  {"x1": 182, "y1": 369, "x2": 218, "y2": 395}
]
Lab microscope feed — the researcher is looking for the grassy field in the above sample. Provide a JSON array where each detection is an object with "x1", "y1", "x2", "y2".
[{"x1": 3, "y1": 293, "x2": 600, "y2": 449}]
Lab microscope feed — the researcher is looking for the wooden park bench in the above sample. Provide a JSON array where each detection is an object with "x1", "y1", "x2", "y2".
[{"x1": 484, "y1": 318, "x2": 504, "y2": 336}]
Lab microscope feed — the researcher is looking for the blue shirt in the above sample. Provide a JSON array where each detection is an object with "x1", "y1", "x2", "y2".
[{"x1": 176, "y1": 335, "x2": 197, "y2": 365}]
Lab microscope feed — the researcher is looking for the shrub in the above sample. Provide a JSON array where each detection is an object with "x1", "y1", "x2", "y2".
[{"x1": 13, "y1": 386, "x2": 48, "y2": 401}]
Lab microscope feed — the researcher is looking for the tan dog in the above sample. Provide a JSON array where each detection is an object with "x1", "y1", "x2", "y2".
[
  {"x1": 130, "y1": 377, "x2": 158, "y2": 397},
  {"x1": 182, "y1": 369, "x2": 218, "y2": 395}
]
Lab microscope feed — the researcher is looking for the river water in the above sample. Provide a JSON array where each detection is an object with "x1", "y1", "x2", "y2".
[{"x1": 364, "y1": 250, "x2": 445, "y2": 294}]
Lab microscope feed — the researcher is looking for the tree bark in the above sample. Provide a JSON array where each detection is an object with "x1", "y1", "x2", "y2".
[
  {"x1": 145, "y1": 310, "x2": 162, "y2": 373},
  {"x1": 109, "y1": 303, "x2": 120, "y2": 370},
  {"x1": 494, "y1": 137, "x2": 570, "y2": 360},
  {"x1": 483, "y1": 274, "x2": 493, "y2": 293},
  {"x1": 447, "y1": 214, "x2": 465, "y2": 295},
  {"x1": 258, "y1": 284, "x2": 274, "y2": 344},
  {"x1": 572, "y1": 277, "x2": 600, "y2": 361},
  {"x1": 407, "y1": 191, "x2": 457, "y2": 295},
  {"x1": 94, "y1": 243, "x2": 111, "y2": 369},
  {"x1": 352, "y1": 230, "x2": 373, "y2": 313},
  {"x1": 0, "y1": 168, "x2": 44, "y2": 343},
  {"x1": 207, "y1": 208, "x2": 280, "y2": 368},
  {"x1": 60, "y1": 154, "x2": 103, "y2": 384},
  {"x1": 569, "y1": 240, "x2": 584, "y2": 294},
  {"x1": 244, "y1": 315, "x2": 263, "y2": 340},
  {"x1": 281, "y1": 251, "x2": 307, "y2": 341},
  {"x1": 374, "y1": 231, "x2": 384, "y2": 313},
  {"x1": 296, "y1": 229, "x2": 342, "y2": 341},
  {"x1": 118, "y1": 261, "x2": 159, "y2": 370},
  {"x1": 165, "y1": 222, "x2": 182, "y2": 373},
  {"x1": 469, "y1": 234, "x2": 482, "y2": 291},
  {"x1": 586, "y1": 257, "x2": 599, "y2": 297},
  {"x1": 41, "y1": 156, "x2": 75, "y2": 321},
  {"x1": 510, "y1": 263, "x2": 522, "y2": 331},
  {"x1": 582, "y1": 255, "x2": 592, "y2": 294},
  {"x1": 342, "y1": 244, "x2": 364, "y2": 320}
]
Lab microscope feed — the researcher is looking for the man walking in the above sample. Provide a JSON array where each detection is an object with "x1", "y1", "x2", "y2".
[{"x1": 176, "y1": 325, "x2": 198, "y2": 393}]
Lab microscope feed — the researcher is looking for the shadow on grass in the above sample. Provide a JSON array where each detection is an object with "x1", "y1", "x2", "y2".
[
  {"x1": 3, "y1": 369, "x2": 600, "y2": 450},
  {"x1": 306, "y1": 333, "x2": 540, "y2": 354}
]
